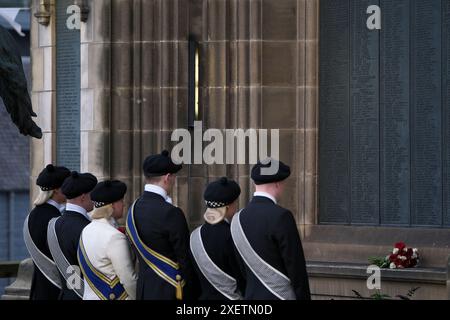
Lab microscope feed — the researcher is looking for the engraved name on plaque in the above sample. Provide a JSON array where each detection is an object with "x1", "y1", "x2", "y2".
[
  {"x1": 56, "y1": 0, "x2": 81, "y2": 171},
  {"x1": 380, "y1": 0, "x2": 410, "y2": 225},
  {"x1": 320, "y1": 0, "x2": 449, "y2": 227},
  {"x1": 410, "y1": 0, "x2": 442, "y2": 226},
  {"x1": 319, "y1": 0, "x2": 350, "y2": 224},
  {"x1": 444, "y1": 1, "x2": 450, "y2": 226},
  {"x1": 350, "y1": 0, "x2": 380, "y2": 225}
]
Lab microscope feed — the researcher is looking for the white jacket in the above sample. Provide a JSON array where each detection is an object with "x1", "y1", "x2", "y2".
[{"x1": 80, "y1": 218, "x2": 137, "y2": 300}]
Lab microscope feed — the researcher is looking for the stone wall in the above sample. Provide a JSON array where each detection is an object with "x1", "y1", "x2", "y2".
[
  {"x1": 30, "y1": 0, "x2": 320, "y2": 231},
  {"x1": 23, "y1": 0, "x2": 450, "y2": 300}
]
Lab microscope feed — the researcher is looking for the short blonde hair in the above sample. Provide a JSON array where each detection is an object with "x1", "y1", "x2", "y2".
[
  {"x1": 33, "y1": 189, "x2": 54, "y2": 206},
  {"x1": 90, "y1": 204, "x2": 114, "y2": 220}
]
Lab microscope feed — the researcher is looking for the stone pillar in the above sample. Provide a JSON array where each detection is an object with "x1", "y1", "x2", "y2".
[
  {"x1": 447, "y1": 256, "x2": 450, "y2": 299},
  {"x1": 302, "y1": 0, "x2": 319, "y2": 231},
  {"x1": 30, "y1": 0, "x2": 57, "y2": 203},
  {"x1": 1, "y1": 259, "x2": 33, "y2": 300},
  {"x1": 30, "y1": 0, "x2": 114, "y2": 193},
  {"x1": 79, "y1": 0, "x2": 112, "y2": 182}
]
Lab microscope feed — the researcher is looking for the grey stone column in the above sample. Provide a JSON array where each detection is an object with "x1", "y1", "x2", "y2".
[
  {"x1": 447, "y1": 256, "x2": 450, "y2": 299},
  {"x1": 1, "y1": 259, "x2": 33, "y2": 300},
  {"x1": 30, "y1": 0, "x2": 57, "y2": 203},
  {"x1": 79, "y1": 0, "x2": 112, "y2": 181},
  {"x1": 302, "y1": 0, "x2": 319, "y2": 231}
]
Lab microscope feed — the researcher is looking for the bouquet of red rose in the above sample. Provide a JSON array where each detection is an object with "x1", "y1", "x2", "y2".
[
  {"x1": 369, "y1": 242, "x2": 419, "y2": 269},
  {"x1": 387, "y1": 242, "x2": 419, "y2": 269}
]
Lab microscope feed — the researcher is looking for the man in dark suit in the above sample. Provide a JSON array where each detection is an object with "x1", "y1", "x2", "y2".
[
  {"x1": 231, "y1": 159, "x2": 311, "y2": 300},
  {"x1": 127, "y1": 150, "x2": 199, "y2": 300},
  {"x1": 51, "y1": 171, "x2": 97, "y2": 300},
  {"x1": 26, "y1": 164, "x2": 70, "y2": 300}
]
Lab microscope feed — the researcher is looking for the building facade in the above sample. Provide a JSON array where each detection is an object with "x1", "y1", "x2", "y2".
[{"x1": 28, "y1": 0, "x2": 450, "y2": 299}]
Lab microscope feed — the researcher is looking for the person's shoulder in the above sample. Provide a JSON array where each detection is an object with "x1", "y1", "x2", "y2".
[
  {"x1": 246, "y1": 200, "x2": 285, "y2": 215},
  {"x1": 107, "y1": 226, "x2": 127, "y2": 242},
  {"x1": 203, "y1": 220, "x2": 230, "y2": 234},
  {"x1": 60, "y1": 212, "x2": 90, "y2": 228},
  {"x1": 138, "y1": 193, "x2": 171, "y2": 209},
  {"x1": 28, "y1": 205, "x2": 41, "y2": 219},
  {"x1": 274, "y1": 203, "x2": 293, "y2": 215},
  {"x1": 56, "y1": 212, "x2": 70, "y2": 224},
  {"x1": 30, "y1": 203, "x2": 58, "y2": 216},
  {"x1": 250, "y1": 202, "x2": 294, "y2": 224},
  {"x1": 28, "y1": 205, "x2": 57, "y2": 231},
  {"x1": 162, "y1": 206, "x2": 188, "y2": 230},
  {"x1": 166, "y1": 205, "x2": 185, "y2": 218},
  {"x1": 85, "y1": 219, "x2": 113, "y2": 231},
  {"x1": 85, "y1": 221, "x2": 123, "y2": 242},
  {"x1": 102, "y1": 220, "x2": 124, "y2": 236},
  {"x1": 271, "y1": 205, "x2": 297, "y2": 229}
]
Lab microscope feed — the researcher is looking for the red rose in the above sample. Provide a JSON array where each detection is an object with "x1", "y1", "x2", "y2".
[
  {"x1": 405, "y1": 248, "x2": 413, "y2": 258},
  {"x1": 389, "y1": 254, "x2": 398, "y2": 262},
  {"x1": 395, "y1": 257, "x2": 406, "y2": 268},
  {"x1": 394, "y1": 242, "x2": 406, "y2": 251}
]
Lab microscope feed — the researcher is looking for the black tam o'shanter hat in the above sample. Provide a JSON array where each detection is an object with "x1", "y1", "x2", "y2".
[
  {"x1": 61, "y1": 171, "x2": 98, "y2": 200},
  {"x1": 251, "y1": 158, "x2": 291, "y2": 185},
  {"x1": 204, "y1": 177, "x2": 241, "y2": 208},
  {"x1": 90, "y1": 180, "x2": 127, "y2": 208},
  {"x1": 143, "y1": 150, "x2": 182, "y2": 177},
  {"x1": 36, "y1": 164, "x2": 71, "y2": 191}
]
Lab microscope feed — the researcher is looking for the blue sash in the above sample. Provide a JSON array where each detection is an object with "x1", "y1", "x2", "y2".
[
  {"x1": 126, "y1": 199, "x2": 185, "y2": 300},
  {"x1": 77, "y1": 237, "x2": 128, "y2": 300}
]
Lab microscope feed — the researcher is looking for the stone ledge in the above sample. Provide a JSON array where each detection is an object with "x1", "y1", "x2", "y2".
[
  {"x1": 307, "y1": 261, "x2": 448, "y2": 300},
  {"x1": 307, "y1": 261, "x2": 447, "y2": 285},
  {"x1": 303, "y1": 225, "x2": 450, "y2": 268}
]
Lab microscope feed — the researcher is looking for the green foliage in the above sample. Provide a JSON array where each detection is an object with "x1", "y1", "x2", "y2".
[
  {"x1": 352, "y1": 290, "x2": 391, "y2": 300},
  {"x1": 396, "y1": 287, "x2": 420, "y2": 300},
  {"x1": 352, "y1": 287, "x2": 420, "y2": 300},
  {"x1": 368, "y1": 256, "x2": 389, "y2": 268},
  {"x1": 371, "y1": 291, "x2": 391, "y2": 300}
]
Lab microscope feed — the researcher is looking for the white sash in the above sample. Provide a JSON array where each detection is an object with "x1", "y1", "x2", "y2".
[
  {"x1": 190, "y1": 226, "x2": 243, "y2": 300},
  {"x1": 231, "y1": 210, "x2": 296, "y2": 300},
  {"x1": 23, "y1": 215, "x2": 62, "y2": 289},
  {"x1": 47, "y1": 217, "x2": 84, "y2": 298}
]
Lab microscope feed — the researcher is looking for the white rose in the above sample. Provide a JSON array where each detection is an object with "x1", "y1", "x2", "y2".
[
  {"x1": 412, "y1": 254, "x2": 417, "y2": 259},
  {"x1": 393, "y1": 248, "x2": 399, "y2": 254},
  {"x1": 413, "y1": 248, "x2": 418, "y2": 253},
  {"x1": 390, "y1": 263, "x2": 396, "y2": 269},
  {"x1": 400, "y1": 256, "x2": 407, "y2": 261}
]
